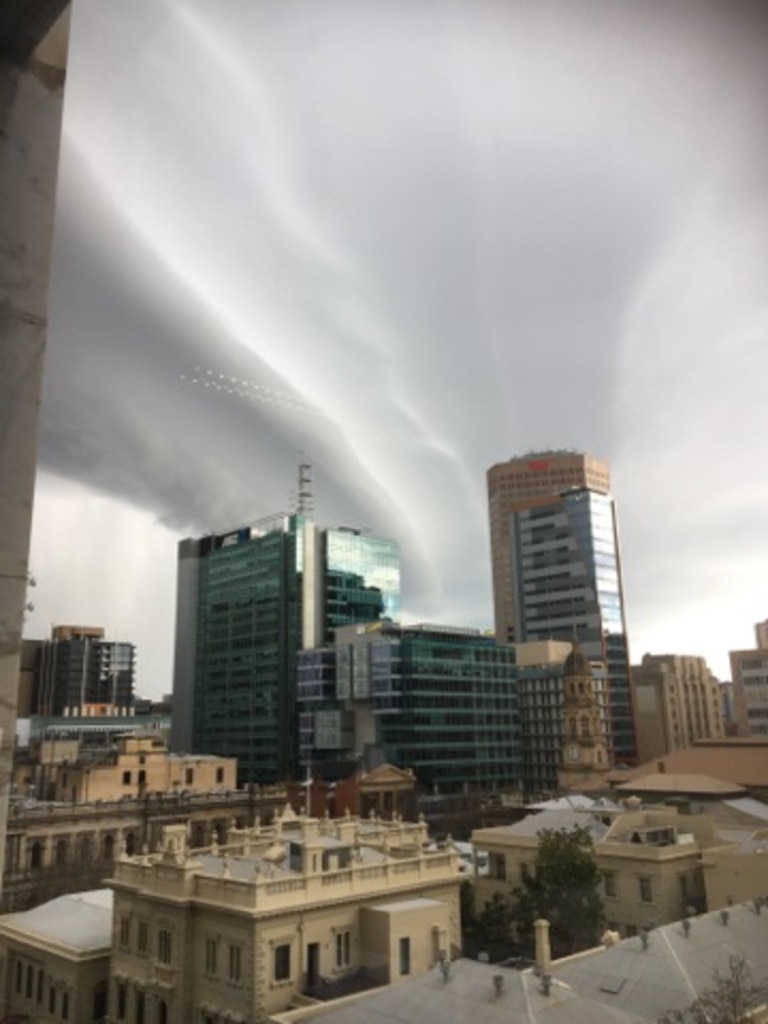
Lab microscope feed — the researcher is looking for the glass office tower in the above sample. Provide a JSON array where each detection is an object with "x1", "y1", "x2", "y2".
[
  {"x1": 171, "y1": 515, "x2": 399, "y2": 783},
  {"x1": 487, "y1": 452, "x2": 636, "y2": 763},
  {"x1": 298, "y1": 623, "x2": 521, "y2": 796}
]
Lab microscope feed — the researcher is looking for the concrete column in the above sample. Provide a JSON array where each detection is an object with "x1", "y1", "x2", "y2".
[
  {"x1": 0, "y1": 5, "x2": 70, "y2": 897},
  {"x1": 534, "y1": 918, "x2": 552, "y2": 975}
]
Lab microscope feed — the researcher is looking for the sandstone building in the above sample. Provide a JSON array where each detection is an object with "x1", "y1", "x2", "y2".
[{"x1": 107, "y1": 808, "x2": 461, "y2": 1023}]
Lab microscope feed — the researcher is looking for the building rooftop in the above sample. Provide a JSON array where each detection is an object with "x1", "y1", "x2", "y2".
[
  {"x1": 273, "y1": 902, "x2": 768, "y2": 1024},
  {"x1": 612, "y1": 773, "x2": 747, "y2": 797},
  {"x1": 605, "y1": 741, "x2": 768, "y2": 791},
  {"x1": 473, "y1": 809, "x2": 610, "y2": 843},
  {"x1": 0, "y1": 889, "x2": 113, "y2": 952}
]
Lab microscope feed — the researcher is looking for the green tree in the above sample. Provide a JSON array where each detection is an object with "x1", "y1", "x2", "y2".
[
  {"x1": 461, "y1": 880, "x2": 516, "y2": 961},
  {"x1": 510, "y1": 825, "x2": 604, "y2": 958},
  {"x1": 658, "y1": 955, "x2": 767, "y2": 1024}
]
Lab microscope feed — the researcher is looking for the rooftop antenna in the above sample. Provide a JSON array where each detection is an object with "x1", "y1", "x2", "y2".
[{"x1": 297, "y1": 461, "x2": 313, "y2": 516}]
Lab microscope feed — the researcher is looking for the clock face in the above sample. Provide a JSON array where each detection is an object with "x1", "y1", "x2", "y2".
[{"x1": 567, "y1": 743, "x2": 581, "y2": 763}]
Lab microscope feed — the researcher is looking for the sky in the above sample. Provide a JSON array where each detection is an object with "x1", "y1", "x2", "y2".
[{"x1": 26, "y1": 0, "x2": 768, "y2": 696}]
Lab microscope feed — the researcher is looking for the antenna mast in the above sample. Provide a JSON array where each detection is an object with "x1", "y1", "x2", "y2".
[{"x1": 297, "y1": 462, "x2": 313, "y2": 516}]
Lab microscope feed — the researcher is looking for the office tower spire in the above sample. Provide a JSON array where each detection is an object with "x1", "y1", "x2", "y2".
[{"x1": 487, "y1": 450, "x2": 636, "y2": 763}]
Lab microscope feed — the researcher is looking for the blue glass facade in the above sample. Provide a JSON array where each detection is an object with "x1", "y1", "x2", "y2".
[{"x1": 512, "y1": 488, "x2": 635, "y2": 762}]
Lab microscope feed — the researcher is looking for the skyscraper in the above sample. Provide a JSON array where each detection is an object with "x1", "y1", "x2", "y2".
[
  {"x1": 298, "y1": 621, "x2": 521, "y2": 797},
  {"x1": 487, "y1": 450, "x2": 636, "y2": 762},
  {"x1": 171, "y1": 513, "x2": 399, "y2": 783},
  {"x1": 34, "y1": 625, "x2": 135, "y2": 716}
]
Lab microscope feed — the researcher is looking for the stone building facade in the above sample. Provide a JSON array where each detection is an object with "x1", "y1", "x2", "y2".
[
  {"x1": 472, "y1": 803, "x2": 746, "y2": 938},
  {"x1": 2, "y1": 786, "x2": 286, "y2": 914},
  {"x1": 107, "y1": 809, "x2": 461, "y2": 1023}
]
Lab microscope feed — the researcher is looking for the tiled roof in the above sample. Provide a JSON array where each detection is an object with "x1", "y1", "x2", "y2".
[{"x1": 606, "y1": 742, "x2": 768, "y2": 789}]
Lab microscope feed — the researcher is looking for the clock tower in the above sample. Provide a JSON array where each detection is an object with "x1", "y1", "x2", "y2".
[{"x1": 558, "y1": 641, "x2": 610, "y2": 791}]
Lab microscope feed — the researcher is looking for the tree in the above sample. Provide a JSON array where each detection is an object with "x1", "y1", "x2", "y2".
[
  {"x1": 659, "y1": 955, "x2": 767, "y2": 1024},
  {"x1": 510, "y1": 825, "x2": 604, "y2": 958},
  {"x1": 461, "y1": 880, "x2": 516, "y2": 961}
]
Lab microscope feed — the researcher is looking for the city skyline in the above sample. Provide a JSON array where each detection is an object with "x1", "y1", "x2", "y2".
[{"x1": 24, "y1": 1, "x2": 768, "y2": 696}]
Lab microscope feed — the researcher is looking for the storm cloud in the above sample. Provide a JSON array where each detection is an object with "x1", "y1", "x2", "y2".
[{"x1": 28, "y1": 0, "x2": 768, "y2": 693}]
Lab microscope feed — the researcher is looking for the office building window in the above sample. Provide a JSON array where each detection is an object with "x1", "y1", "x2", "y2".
[
  {"x1": 399, "y1": 937, "x2": 411, "y2": 976},
  {"x1": 205, "y1": 938, "x2": 218, "y2": 976},
  {"x1": 639, "y1": 877, "x2": 653, "y2": 903},
  {"x1": 158, "y1": 928, "x2": 172, "y2": 964},
  {"x1": 336, "y1": 931, "x2": 351, "y2": 967},
  {"x1": 274, "y1": 943, "x2": 291, "y2": 982},
  {"x1": 228, "y1": 944, "x2": 242, "y2": 983}
]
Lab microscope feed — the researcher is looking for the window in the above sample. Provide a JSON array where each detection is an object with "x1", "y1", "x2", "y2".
[
  {"x1": 49, "y1": 985, "x2": 56, "y2": 1013},
  {"x1": 26, "y1": 964, "x2": 33, "y2": 998},
  {"x1": 399, "y1": 937, "x2": 411, "y2": 976},
  {"x1": 488, "y1": 852, "x2": 506, "y2": 880},
  {"x1": 216, "y1": 767, "x2": 224, "y2": 784},
  {"x1": 158, "y1": 999, "x2": 168, "y2": 1024},
  {"x1": 185, "y1": 768, "x2": 194, "y2": 785},
  {"x1": 138, "y1": 770, "x2": 146, "y2": 785},
  {"x1": 62, "y1": 990, "x2": 69, "y2": 1020},
  {"x1": 639, "y1": 876, "x2": 653, "y2": 903},
  {"x1": 136, "y1": 990, "x2": 145, "y2": 1024},
  {"x1": 138, "y1": 920, "x2": 149, "y2": 954},
  {"x1": 37, "y1": 968, "x2": 44, "y2": 1003},
  {"x1": 336, "y1": 930, "x2": 351, "y2": 968},
  {"x1": 229, "y1": 943, "x2": 242, "y2": 983},
  {"x1": 158, "y1": 928, "x2": 172, "y2": 964},
  {"x1": 274, "y1": 943, "x2": 291, "y2": 982},
  {"x1": 604, "y1": 871, "x2": 617, "y2": 898},
  {"x1": 115, "y1": 982, "x2": 126, "y2": 1020},
  {"x1": 122, "y1": 770, "x2": 132, "y2": 785},
  {"x1": 15, "y1": 960, "x2": 22, "y2": 993},
  {"x1": 205, "y1": 938, "x2": 218, "y2": 976},
  {"x1": 119, "y1": 915, "x2": 131, "y2": 949}
]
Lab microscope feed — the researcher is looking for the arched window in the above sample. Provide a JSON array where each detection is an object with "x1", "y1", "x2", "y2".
[
  {"x1": 55, "y1": 838, "x2": 68, "y2": 867},
  {"x1": 78, "y1": 833, "x2": 93, "y2": 863},
  {"x1": 125, "y1": 832, "x2": 136, "y2": 856},
  {"x1": 30, "y1": 840, "x2": 43, "y2": 869},
  {"x1": 103, "y1": 834, "x2": 115, "y2": 861}
]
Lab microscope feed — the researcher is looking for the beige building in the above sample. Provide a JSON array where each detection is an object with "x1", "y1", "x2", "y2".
[
  {"x1": 40, "y1": 733, "x2": 237, "y2": 803},
  {"x1": 487, "y1": 451, "x2": 611, "y2": 645},
  {"x1": 2, "y1": 785, "x2": 287, "y2": 914},
  {"x1": 472, "y1": 802, "x2": 748, "y2": 938},
  {"x1": 730, "y1": 621, "x2": 768, "y2": 736},
  {"x1": 107, "y1": 808, "x2": 461, "y2": 1023},
  {"x1": 0, "y1": 888, "x2": 112, "y2": 1023},
  {"x1": 632, "y1": 654, "x2": 724, "y2": 762},
  {"x1": 267, "y1": 903, "x2": 768, "y2": 1024}
]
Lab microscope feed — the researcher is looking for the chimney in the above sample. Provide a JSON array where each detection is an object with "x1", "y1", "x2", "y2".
[{"x1": 534, "y1": 919, "x2": 552, "y2": 976}]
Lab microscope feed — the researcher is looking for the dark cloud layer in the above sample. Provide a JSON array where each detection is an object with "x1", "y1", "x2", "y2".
[{"x1": 29, "y1": 0, "x2": 768, "y2": 692}]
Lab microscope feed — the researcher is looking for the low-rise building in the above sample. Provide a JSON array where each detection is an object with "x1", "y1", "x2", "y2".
[
  {"x1": 2, "y1": 785, "x2": 287, "y2": 913},
  {"x1": 472, "y1": 802, "x2": 742, "y2": 937},
  {"x1": 0, "y1": 889, "x2": 113, "y2": 1023},
  {"x1": 267, "y1": 903, "x2": 768, "y2": 1024},
  {"x1": 107, "y1": 808, "x2": 461, "y2": 1023}
]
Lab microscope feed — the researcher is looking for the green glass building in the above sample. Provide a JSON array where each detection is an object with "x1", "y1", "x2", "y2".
[
  {"x1": 299, "y1": 623, "x2": 521, "y2": 796},
  {"x1": 171, "y1": 516, "x2": 399, "y2": 783}
]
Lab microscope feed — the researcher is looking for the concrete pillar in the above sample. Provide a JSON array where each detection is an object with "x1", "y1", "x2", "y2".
[
  {"x1": 0, "y1": 5, "x2": 70, "y2": 896},
  {"x1": 534, "y1": 918, "x2": 552, "y2": 975}
]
